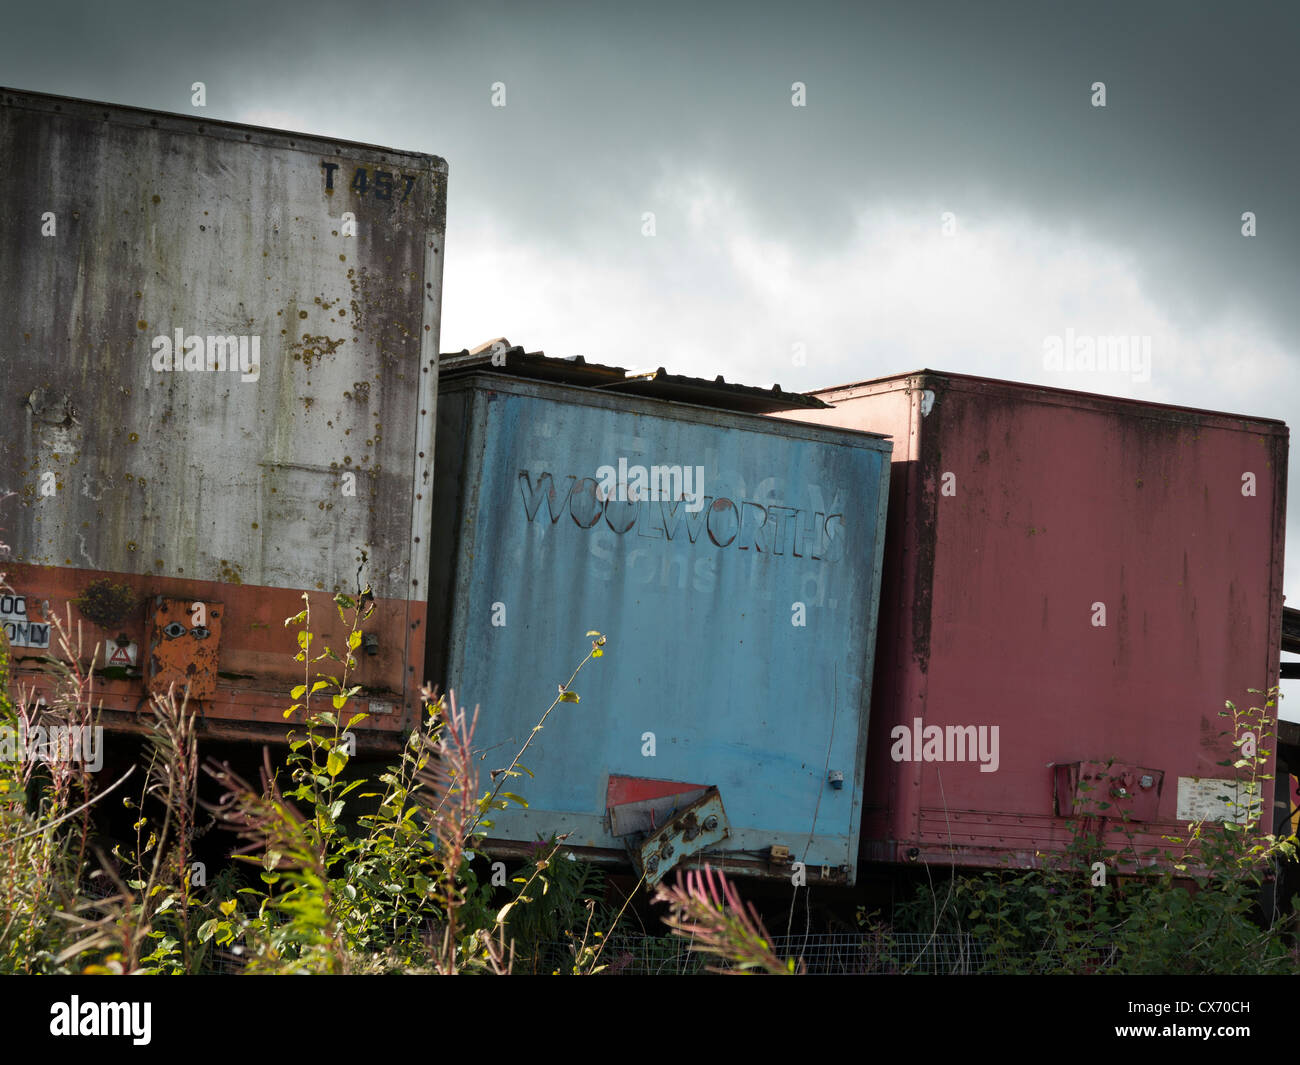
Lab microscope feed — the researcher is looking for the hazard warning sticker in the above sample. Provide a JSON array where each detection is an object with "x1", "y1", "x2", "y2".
[{"x1": 104, "y1": 640, "x2": 138, "y2": 667}]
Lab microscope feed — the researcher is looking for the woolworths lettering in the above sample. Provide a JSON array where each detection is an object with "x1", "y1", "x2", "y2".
[{"x1": 518, "y1": 470, "x2": 846, "y2": 561}]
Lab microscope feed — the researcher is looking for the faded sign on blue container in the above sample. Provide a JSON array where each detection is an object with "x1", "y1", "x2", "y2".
[{"x1": 431, "y1": 376, "x2": 891, "y2": 882}]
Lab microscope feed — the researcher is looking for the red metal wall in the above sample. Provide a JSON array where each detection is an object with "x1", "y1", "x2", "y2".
[{"x1": 780, "y1": 370, "x2": 1288, "y2": 870}]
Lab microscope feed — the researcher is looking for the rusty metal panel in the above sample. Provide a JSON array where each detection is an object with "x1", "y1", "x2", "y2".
[
  {"x1": 147, "y1": 596, "x2": 222, "y2": 701},
  {"x1": 428, "y1": 374, "x2": 892, "y2": 883},
  {"x1": 0, "y1": 89, "x2": 446, "y2": 746},
  {"x1": 634, "y1": 789, "x2": 729, "y2": 886},
  {"x1": 783, "y1": 371, "x2": 1288, "y2": 870},
  {"x1": 608, "y1": 783, "x2": 710, "y2": 837}
]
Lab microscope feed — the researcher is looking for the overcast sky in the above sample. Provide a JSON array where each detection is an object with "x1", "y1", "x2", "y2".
[{"x1": 5, "y1": 0, "x2": 1299, "y2": 709}]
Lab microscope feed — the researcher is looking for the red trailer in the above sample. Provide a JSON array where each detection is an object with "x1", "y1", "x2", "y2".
[{"x1": 776, "y1": 370, "x2": 1288, "y2": 872}]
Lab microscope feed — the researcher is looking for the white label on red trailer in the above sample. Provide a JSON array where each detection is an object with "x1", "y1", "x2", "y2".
[
  {"x1": 1176, "y1": 776, "x2": 1260, "y2": 824},
  {"x1": 0, "y1": 595, "x2": 50, "y2": 649}
]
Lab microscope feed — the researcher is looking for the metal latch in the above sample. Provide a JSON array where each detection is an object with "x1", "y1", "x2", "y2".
[
  {"x1": 633, "y1": 787, "x2": 729, "y2": 886},
  {"x1": 1053, "y1": 760, "x2": 1164, "y2": 822}
]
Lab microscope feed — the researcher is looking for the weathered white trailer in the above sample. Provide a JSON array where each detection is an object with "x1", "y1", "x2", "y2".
[{"x1": 0, "y1": 88, "x2": 446, "y2": 749}]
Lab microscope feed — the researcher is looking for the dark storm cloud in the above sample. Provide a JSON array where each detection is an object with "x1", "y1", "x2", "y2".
[{"x1": 5, "y1": 1, "x2": 1296, "y2": 344}]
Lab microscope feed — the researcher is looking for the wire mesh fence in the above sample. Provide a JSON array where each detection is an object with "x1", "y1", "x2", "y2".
[
  {"x1": 168, "y1": 929, "x2": 1102, "y2": 974},
  {"x1": 516, "y1": 931, "x2": 1039, "y2": 975},
  {"x1": 64, "y1": 868, "x2": 1084, "y2": 974}
]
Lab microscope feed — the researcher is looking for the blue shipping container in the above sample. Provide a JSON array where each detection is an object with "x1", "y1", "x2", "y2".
[{"x1": 427, "y1": 373, "x2": 891, "y2": 884}]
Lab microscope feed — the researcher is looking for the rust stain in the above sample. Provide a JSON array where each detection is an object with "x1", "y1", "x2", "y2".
[{"x1": 911, "y1": 375, "x2": 942, "y2": 675}]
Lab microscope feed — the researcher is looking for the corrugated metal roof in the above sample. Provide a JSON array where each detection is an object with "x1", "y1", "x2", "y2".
[
  {"x1": 439, "y1": 340, "x2": 828, "y2": 413},
  {"x1": 810, "y1": 368, "x2": 1289, "y2": 427},
  {"x1": 1283, "y1": 607, "x2": 1300, "y2": 655}
]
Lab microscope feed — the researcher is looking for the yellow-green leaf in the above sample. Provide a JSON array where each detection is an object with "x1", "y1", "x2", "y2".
[{"x1": 327, "y1": 748, "x2": 347, "y2": 777}]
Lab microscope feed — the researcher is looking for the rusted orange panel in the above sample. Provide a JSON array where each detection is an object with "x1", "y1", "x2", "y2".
[
  {"x1": 1, "y1": 562, "x2": 423, "y2": 746},
  {"x1": 147, "y1": 597, "x2": 223, "y2": 701}
]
